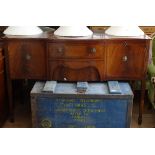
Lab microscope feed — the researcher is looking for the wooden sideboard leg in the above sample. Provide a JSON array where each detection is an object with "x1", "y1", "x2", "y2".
[
  {"x1": 5, "y1": 78, "x2": 14, "y2": 122},
  {"x1": 4, "y1": 43, "x2": 14, "y2": 122},
  {"x1": 130, "y1": 81, "x2": 136, "y2": 94},
  {"x1": 21, "y1": 79, "x2": 29, "y2": 104},
  {"x1": 138, "y1": 80, "x2": 146, "y2": 125},
  {"x1": 8, "y1": 80, "x2": 14, "y2": 122}
]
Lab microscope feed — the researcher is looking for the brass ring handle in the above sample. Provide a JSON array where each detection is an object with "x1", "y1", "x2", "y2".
[
  {"x1": 90, "y1": 47, "x2": 96, "y2": 53},
  {"x1": 122, "y1": 56, "x2": 128, "y2": 62},
  {"x1": 25, "y1": 54, "x2": 31, "y2": 60}
]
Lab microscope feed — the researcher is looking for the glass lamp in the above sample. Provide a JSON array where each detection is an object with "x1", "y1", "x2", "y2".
[
  {"x1": 105, "y1": 26, "x2": 144, "y2": 37},
  {"x1": 54, "y1": 26, "x2": 93, "y2": 37},
  {"x1": 3, "y1": 26, "x2": 43, "y2": 35}
]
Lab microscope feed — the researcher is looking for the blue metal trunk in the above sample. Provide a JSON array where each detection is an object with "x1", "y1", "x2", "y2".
[{"x1": 30, "y1": 82, "x2": 133, "y2": 128}]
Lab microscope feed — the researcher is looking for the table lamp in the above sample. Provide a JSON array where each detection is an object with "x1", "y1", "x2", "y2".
[
  {"x1": 54, "y1": 26, "x2": 93, "y2": 37},
  {"x1": 3, "y1": 26, "x2": 43, "y2": 35},
  {"x1": 105, "y1": 26, "x2": 144, "y2": 37}
]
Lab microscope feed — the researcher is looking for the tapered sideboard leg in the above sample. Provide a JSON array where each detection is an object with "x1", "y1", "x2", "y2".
[
  {"x1": 8, "y1": 80, "x2": 14, "y2": 122},
  {"x1": 138, "y1": 80, "x2": 145, "y2": 125}
]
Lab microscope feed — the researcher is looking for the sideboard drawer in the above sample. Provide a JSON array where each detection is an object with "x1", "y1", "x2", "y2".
[
  {"x1": 49, "y1": 60, "x2": 105, "y2": 81},
  {"x1": 48, "y1": 43, "x2": 105, "y2": 59}
]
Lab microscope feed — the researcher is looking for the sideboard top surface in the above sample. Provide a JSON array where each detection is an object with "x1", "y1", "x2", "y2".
[{"x1": 1, "y1": 31, "x2": 151, "y2": 41}]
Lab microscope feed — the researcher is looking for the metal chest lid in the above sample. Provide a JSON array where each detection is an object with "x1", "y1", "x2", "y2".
[{"x1": 31, "y1": 82, "x2": 133, "y2": 98}]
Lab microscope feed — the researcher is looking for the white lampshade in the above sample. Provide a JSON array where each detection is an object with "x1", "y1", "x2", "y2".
[
  {"x1": 3, "y1": 26, "x2": 43, "y2": 35},
  {"x1": 54, "y1": 26, "x2": 93, "y2": 37},
  {"x1": 105, "y1": 26, "x2": 144, "y2": 37}
]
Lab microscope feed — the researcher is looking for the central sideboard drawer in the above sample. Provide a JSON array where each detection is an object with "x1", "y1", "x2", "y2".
[
  {"x1": 49, "y1": 60, "x2": 105, "y2": 81},
  {"x1": 48, "y1": 43, "x2": 105, "y2": 59}
]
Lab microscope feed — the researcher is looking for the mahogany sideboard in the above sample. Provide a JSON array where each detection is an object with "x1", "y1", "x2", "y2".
[{"x1": 1, "y1": 32, "x2": 151, "y2": 125}]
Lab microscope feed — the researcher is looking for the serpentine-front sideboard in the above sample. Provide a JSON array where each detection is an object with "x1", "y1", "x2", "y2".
[{"x1": 1, "y1": 32, "x2": 151, "y2": 125}]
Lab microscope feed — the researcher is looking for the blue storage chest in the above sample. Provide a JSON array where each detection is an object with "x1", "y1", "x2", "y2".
[{"x1": 30, "y1": 82, "x2": 133, "y2": 128}]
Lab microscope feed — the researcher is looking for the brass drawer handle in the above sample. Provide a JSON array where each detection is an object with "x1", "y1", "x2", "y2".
[
  {"x1": 25, "y1": 54, "x2": 31, "y2": 60},
  {"x1": 90, "y1": 47, "x2": 96, "y2": 53},
  {"x1": 57, "y1": 47, "x2": 64, "y2": 53},
  {"x1": 122, "y1": 56, "x2": 128, "y2": 62},
  {"x1": 64, "y1": 77, "x2": 67, "y2": 81}
]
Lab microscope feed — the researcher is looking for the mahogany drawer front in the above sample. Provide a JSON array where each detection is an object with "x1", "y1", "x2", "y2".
[
  {"x1": 49, "y1": 60, "x2": 105, "y2": 81},
  {"x1": 106, "y1": 40, "x2": 148, "y2": 79},
  {"x1": 48, "y1": 43, "x2": 105, "y2": 59}
]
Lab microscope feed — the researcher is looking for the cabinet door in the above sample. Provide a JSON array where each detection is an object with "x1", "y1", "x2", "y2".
[
  {"x1": 49, "y1": 60, "x2": 105, "y2": 81},
  {"x1": 8, "y1": 41, "x2": 46, "y2": 79},
  {"x1": 106, "y1": 40, "x2": 148, "y2": 79}
]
